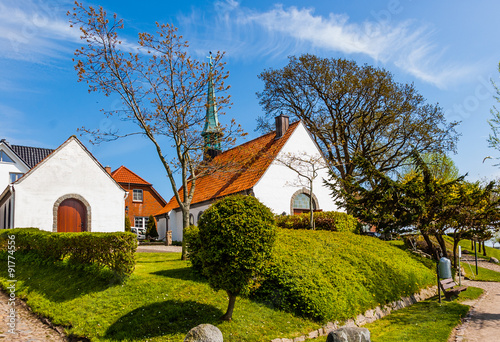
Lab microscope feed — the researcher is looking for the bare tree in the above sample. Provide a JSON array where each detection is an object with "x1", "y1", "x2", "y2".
[
  {"x1": 274, "y1": 151, "x2": 328, "y2": 229},
  {"x1": 68, "y1": 3, "x2": 243, "y2": 259}
]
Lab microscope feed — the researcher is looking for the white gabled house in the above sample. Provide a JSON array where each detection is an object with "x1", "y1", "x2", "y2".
[
  {"x1": 0, "y1": 136, "x2": 127, "y2": 232},
  {"x1": 155, "y1": 115, "x2": 341, "y2": 242}
]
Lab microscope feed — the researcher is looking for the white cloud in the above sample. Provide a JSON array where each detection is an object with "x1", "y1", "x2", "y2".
[{"x1": 184, "y1": 1, "x2": 478, "y2": 89}]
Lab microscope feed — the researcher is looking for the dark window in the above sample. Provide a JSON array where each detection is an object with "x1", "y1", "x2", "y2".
[
  {"x1": 133, "y1": 189, "x2": 143, "y2": 202},
  {"x1": 189, "y1": 214, "x2": 195, "y2": 225},
  {"x1": 197, "y1": 211, "x2": 204, "y2": 222}
]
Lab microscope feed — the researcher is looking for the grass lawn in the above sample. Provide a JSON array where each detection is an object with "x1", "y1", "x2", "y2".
[
  {"x1": 455, "y1": 238, "x2": 500, "y2": 260},
  {"x1": 367, "y1": 287, "x2": 483, "y2": 342},
  {"x1": 462, "y1": 264, "x2": 500, "y2": 282},
  {"x1": 0, "y1": 252, "x2": 321, "y2": 341}
]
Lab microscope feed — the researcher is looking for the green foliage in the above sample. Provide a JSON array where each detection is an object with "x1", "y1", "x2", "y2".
[
  {"x1": 0, "y1": 252, "x2": 321, "y2": 341},
  {"x1": 125, "y1": 216, "x2": 131, "y2": 232},
  {"x1": 275, "y1": 211, "x2": 361, "y2": 233},
  {"x1": 463, "y1": 264, "x2": 500, "y2": 282},
  {"x1": 252, "y1": 229, "x2": 435, "y2": 322},
  {"x1": 198, "y1": 195, "x2": 276, "y2": 297},
  {"x1": 146, "y1": 215, "x2": 158, "y2": 238},
  {"x1": 0, "y1": 228, "x2": 137, "y2": 276},
  {"x1": 184, "y1": 225, "x2": 202, "y2": 272}
]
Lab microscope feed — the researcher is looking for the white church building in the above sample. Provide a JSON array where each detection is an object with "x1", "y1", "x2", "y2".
[
  {"x1": 155, "y1": 115, "x2": 341, "y2": 242},
  {"x1": 0, "y1": 136, "x2": 127, "y2": 232}
]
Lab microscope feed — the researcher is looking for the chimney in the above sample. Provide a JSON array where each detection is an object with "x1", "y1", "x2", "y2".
[
  {"x1": 275, "y1": 113, "x2": 289, "y2": 139},
  {"x1": 105, "y1": 166, "x2": 112, "y2": 174}
]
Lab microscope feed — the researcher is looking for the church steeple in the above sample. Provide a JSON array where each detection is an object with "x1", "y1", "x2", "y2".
[{"x1": 202, "y1": 52, "x2": 222, "y2": 160}]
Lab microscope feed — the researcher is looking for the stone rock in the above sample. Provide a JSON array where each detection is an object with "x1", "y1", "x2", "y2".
[
  {"x1": 184, "y1": 324, "x2": 223, "y2": 342},
  {"x1": 326, "y1": 327, "x2": 371, "y2": 342},
  {"x1": 489, "y1": 257, "x2": 499, "y2": 264}
]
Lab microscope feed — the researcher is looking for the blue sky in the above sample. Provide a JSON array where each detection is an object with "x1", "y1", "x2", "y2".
[{"x1": 1, "y1": 0, "x2": 500, "y2": 200}]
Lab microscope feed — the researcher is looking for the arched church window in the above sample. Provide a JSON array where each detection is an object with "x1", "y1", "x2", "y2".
[
  {"x1": 189, "y1": 214, "x2": 195, "y2": 226},
  {"x1": 292, "y1": 193, "x2": 316, "y2": 210}
]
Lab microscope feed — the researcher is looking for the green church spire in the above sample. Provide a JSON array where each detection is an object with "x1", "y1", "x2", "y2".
[{"x1": 202, "y1": 52, "x2": 222, "y2": 159}]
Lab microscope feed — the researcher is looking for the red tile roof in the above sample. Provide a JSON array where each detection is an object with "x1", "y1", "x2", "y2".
[
  {"x1": 156, "y1": 122, "x2": 300, "y2": 216},
  {"x1": 111, "y1": 166, "x2": 151, "y2": 185}
]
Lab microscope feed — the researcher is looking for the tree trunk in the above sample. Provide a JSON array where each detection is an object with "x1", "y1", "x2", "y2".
[
  {"x1": 471, "y1": 239, "x2": 474, "y2": 250},
  {"x1": 483, "y1": 241, "x2": 487, "y2": 257},
  {"x1": 309, "y1": 181, "x2": 315, "y2": 230},
  {"x1": 435, "y1": 234, "x2": 448, "y2": 259},
  {"x1": 452, "y1": 238, "x2": 459, "y2": 269},
  {"x1": 181, "y1": 208, "x2": 190, "y2": 260},
  {"x1": 221, "y1": 291, "x2": 237, "y2": 321},
  {"x1": 478, "y1": 241, "x2": 482, "y2": 254},
  {"x1": 422, "y1": 233, "x2": 436, "y2": 259}
]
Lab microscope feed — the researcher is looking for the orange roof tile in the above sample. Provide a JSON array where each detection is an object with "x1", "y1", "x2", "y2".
[
  {"x1": 155, "y1": 121, "x2": 300, "y2": 216},
  {"x1": 111, "y1": 166, "x2": 151, "y2": 185}
]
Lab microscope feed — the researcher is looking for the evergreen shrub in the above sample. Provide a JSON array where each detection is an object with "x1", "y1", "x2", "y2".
[
  {"x1": 251, "y1": 229, "x2": 435, "y2": 322},
  {"x1": 146, "y1": 215, "x2": 158, "y2": 239},
  {"x1": 0, "y1": 228, "x2": 137, "y2": 276},
  {"x1": 276, "y1": 211, "x2": 361, "y2": 232}
]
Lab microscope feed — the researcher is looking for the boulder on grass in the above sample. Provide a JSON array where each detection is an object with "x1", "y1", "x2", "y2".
[
  {"x1": 490, "y1": 257, "x2": 499, "y2": 264},
  {"x1": 326, "y1": 327, "x2": 371, "y2": 342},
  {"x1": 184, "y1": 324, "x2": 223, "y2": 342}
]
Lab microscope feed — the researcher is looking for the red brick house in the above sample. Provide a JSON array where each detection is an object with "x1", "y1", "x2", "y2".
[{"x1": 110, "y1": 166, "x2": 167, "y2": 231}]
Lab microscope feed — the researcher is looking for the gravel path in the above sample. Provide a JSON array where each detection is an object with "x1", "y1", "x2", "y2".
[
  {"x1": 0, "y1": 289, "x2": 66, "y2": 341},
  {"x1": 449, "y1": 279, "x2": 500, "y2": 342},
  {"x1": 461, "y1": 257, "x2": 500, "y2": 273}
]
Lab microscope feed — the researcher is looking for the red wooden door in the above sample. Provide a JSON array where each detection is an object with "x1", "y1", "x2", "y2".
[{"x1": 57, "y1": 199, "x2": 86, "y2": 232}]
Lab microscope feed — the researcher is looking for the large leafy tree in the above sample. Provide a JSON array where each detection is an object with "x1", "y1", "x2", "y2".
[
  {"x1": 68, "y1": 3, "x2": 243, "y2": 259},
  {"x1": 257, "y1": 54, "x2": 459, "y2": 184}
]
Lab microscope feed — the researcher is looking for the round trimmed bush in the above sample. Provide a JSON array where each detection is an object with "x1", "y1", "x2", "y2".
[{"x1": 198, "y1": 194, "x2": 276, "y2": 321}]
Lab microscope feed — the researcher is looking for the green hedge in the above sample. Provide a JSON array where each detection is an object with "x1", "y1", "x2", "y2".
[
  {"x1": 0, "y1": 228, "x2": 137, "y2": 276},
  {"x1": 184, "y1": 225, "x2": 203, "y2": 272},
  {"x1": 275, "y1": 211, "x2": 361, "y2": 233},
  {"x1": 251, "y1": 229, "x2": 435, "y2": 322}
]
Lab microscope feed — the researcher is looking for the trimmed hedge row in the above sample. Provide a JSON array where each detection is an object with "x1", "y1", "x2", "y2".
[
  {"x1": 251, "y1": 229, "x2": 435, "y2": 322},
  {"x1": 275, "y1": 211, "x2": 361, "y2": 233},
  {"x1": 0, "y1": 228, "x2": 137, "y2": 276}
]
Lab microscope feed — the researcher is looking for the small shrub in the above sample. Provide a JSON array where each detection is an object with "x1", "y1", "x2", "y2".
[
  {"x1": 125, "y1": 216, "x2": 131, "y2": 232},
  {"x1": 146, "y1": 215, "x2": 158, "y2": 239},
  {"x1": 276, "y1": 211, "x2": 361, "y2": 233}
]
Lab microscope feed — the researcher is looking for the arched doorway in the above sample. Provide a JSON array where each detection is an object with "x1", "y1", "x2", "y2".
[{"x1": 57, "y1": 198, "x2": 87, "y2": 232}]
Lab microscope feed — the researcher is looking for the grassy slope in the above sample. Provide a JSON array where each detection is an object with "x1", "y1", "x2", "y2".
[
  {"x1": 0, "y1": 231, "x2": 436, "y2": 341},
  {"x1": 0, "y1": 252, "x2": 320, "y2": 342},
  {"x1": 253, "y1": 231, "x2": 435, "y2": 322}
]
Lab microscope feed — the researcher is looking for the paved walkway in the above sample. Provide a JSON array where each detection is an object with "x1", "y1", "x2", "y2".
[
  {"x1": 0, "y1": 290, "x2": 66, "y2": 341},
  {"x1": 450, "y1": 279, "x2": 500, "y2": 342},
  {"x1": 136, "y1": 245, "x2": 182, "y2": 253}
]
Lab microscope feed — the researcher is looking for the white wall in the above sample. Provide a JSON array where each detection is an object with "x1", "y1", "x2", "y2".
[
  {"x1": 13, "y1": 138, "x2": 126, "y2": 232},
  {"x1": 0, "y1": 144, "x2": 29, "y2": 193},
  {"x1": 253, "y1": 122, "x2": 341, "y2": 215},
  {"x1": 166, "y1": 203, "x2": 210, "y2": 242}
]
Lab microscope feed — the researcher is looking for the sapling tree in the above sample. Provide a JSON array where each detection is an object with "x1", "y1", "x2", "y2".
[
  {"x1": 273, "y1": 151, "x2": 328, "y2": 229},
  {"x1": 68, "y1": 3, "x2": 243, "y2": 259},
  {"x1": 197, "y1": 195, "x2": 276, "y2": 321}
]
